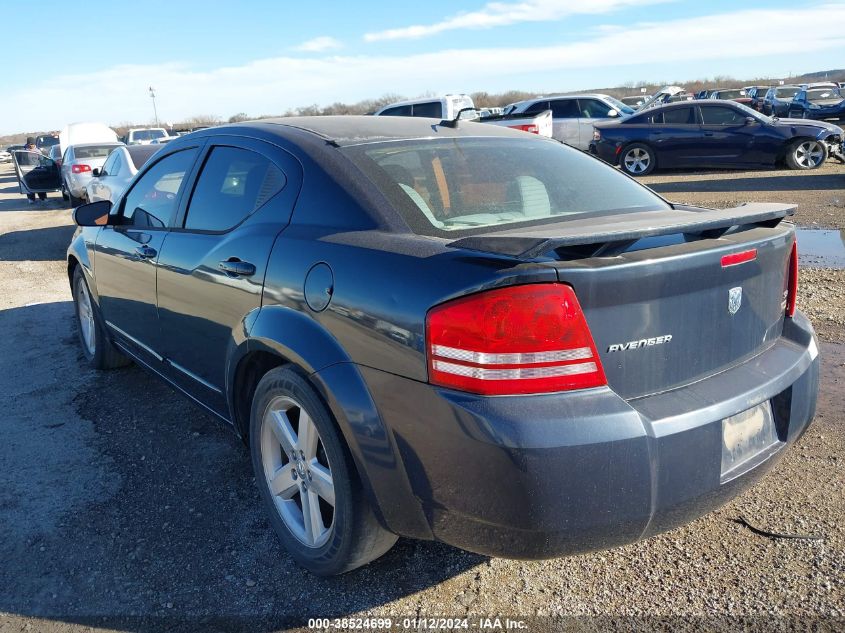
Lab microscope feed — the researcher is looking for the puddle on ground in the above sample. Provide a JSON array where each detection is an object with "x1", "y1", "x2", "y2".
[{"x1": 796, "y1": 229, "x2": 845, "y2": 269}]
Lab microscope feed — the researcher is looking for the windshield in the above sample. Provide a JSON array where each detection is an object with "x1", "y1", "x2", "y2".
[
  {"x1": 807, "y1": 88, "x2": 842, "y2": 101},
  {"x1": 715, "y1": 89, "x2": 746, "y2": 99},
  {"x1": 37, "y1": 135, "x2": 59, "y2": 148},
  {"x1": 775, "y1": 87, "x2": 801, "y2": 99},
  {"x1": 603, "y1": 96, "x2": 636, "y2": 116},
  {"x1": 343, "y1": 137, "x2": 670, "y2": 235},
  {"x1": 131, "y1": 129, "x2": 167, "y2": 141}
]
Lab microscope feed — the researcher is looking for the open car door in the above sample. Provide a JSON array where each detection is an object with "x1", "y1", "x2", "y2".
[{"x1": 12, "y1": 150, "x2": 61, "y2": 195}]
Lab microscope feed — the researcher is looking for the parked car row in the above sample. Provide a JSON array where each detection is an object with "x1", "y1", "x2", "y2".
[{"x1": 591, "y1": 99, "x2": 844, "y2": 175}]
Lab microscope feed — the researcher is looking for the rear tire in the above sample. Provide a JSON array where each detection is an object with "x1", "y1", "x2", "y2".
[
  {"x1": 619, "y1": 143, "x2": 656, "y2": 176},
  {"x1": 785, "y1": 139, "x2": 827, "y2": 170},
  {"x1": 250, "y1": 367, "x2": 397, "y2": 576},
  {"x1": 72, "y1": 267, "x2": 130, "y2": 370}
]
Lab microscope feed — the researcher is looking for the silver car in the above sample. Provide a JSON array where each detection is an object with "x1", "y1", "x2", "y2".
[
  {"x1": 86, "y1": 145, "x2": 160, "y2": 204},
  {"x1": 61, "y1": 142, "x2": 124, "y2": 205},
  {"x1": 503, "y1": 94, "x2": 635, "y2": 150}
]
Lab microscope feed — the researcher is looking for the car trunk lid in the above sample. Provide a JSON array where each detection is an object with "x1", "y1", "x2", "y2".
[{"x1": 448, "y1": 203, "x2": 796, "y2": 399}]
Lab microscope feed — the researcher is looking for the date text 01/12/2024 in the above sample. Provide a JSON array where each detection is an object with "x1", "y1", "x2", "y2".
[{"x1": 307, "y1": 617, "x2": 528, "y2": 630}]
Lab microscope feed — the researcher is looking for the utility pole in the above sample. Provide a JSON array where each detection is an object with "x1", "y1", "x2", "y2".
[{"x1": 149, "y1": 86, "x2": 159, "y2": 127}]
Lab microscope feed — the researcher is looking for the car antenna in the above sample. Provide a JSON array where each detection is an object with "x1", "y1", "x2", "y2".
[{"x1": 439, "y1": 107, "x2": 477, "y2": 128}]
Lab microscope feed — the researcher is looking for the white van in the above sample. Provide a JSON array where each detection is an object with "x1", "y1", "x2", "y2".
[{"x1": 374, "y1": 95, "x2": 475, "y2": 120}]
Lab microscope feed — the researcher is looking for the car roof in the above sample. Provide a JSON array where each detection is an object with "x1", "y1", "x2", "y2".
[{"x1": 237, "y1": 115, "x2": 537, "y2": 146}]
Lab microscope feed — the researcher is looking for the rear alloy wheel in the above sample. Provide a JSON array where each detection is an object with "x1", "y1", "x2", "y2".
[
  {"x1": 786, "y1": 139, "x2": 827, "y2": 170},
  {"x1": 72, "y1": 267, "x2": 130, "y2": 369},
  {"x1": 250, "y1": 367, "x2": 397, "y2": 575},
  {"x1": 620, "y1": 143, "x2": 656, "y2": 176}
]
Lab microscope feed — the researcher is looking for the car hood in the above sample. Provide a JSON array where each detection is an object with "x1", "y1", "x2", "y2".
[{"x1": 774, "y1": 118, "x2": 844, "y2": 135}]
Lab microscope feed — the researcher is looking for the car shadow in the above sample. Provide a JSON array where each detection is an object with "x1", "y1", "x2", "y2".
[
  {"x1": 0, "y1": 224, "x2": 76, "y2": 261},
  {"x1": 0, "y1": 299, "x2": 486, "y2": 632},
  {"x1": 648, "y1": 171, "x2": 845, "y2": 194}
]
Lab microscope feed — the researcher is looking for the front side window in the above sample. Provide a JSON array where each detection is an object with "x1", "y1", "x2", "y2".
[
  {"x1": 578, "y1": 99, "x2": 612, "y2": 118},
  {"x1": 183, "y1": 146, "x2": 286, "y2": 232},
  {"x1": 101, "y1": 152, "x2": 118, "y2": 176},
  {"x1": 700, "y1": 106, "x2": 745, "y2": 125},
  {"x1": 343, "y1": 138, "x2": 669, "y2": 235},
  {"x1": 120, "y1": 149, "x2": 198, "y2": 229}
]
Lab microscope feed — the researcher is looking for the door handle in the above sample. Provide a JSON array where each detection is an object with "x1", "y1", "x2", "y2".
[
  {"x1": 134, "y1": 245, "x2": 157, "y2": 259},
  {"x1": 219, "y1": 259, "x2": 256, "y2": 277}
]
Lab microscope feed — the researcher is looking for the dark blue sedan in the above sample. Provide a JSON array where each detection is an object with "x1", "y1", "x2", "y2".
[{"x1": 592, "y1": 100, "x2": 844, "y2": 175}]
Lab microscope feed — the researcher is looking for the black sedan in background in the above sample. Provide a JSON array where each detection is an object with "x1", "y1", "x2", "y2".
[
  {"x1": 762, "y1": 85, "x2": 802, "y2": 116},
  {"x1": 592, "y1": 100, "x2": 844, "y2": 175},
  {"x1": 787, "y1": 87, "x2": 845, "y2": 121}
]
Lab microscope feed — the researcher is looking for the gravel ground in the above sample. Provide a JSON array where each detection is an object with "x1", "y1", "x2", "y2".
[
  {"x1": 0, "y1": 164, "x2": 843, "y2": 633},
  {"x1": 641, "y1": 161, "x2": 845, "y2": 229}
]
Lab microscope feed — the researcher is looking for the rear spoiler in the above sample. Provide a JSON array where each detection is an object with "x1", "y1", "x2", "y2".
[{"x1": 447, "y1": 203, "x2": 795, "y2": 258}]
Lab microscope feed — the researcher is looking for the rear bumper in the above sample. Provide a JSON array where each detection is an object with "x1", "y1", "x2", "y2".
[
  {"x1": 353, "y1": 312, "x2": 819, "y2": 558},
  {"x1": 592, "y1": 141, "x2": 620, "y2": 165}
]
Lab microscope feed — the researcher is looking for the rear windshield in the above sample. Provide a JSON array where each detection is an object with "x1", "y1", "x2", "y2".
[
  {"x1": 37, "y1": 136, "x2": 59, "y2": 147},
  {"x1": 343, "y1": 137, "x2": 669, "y2": 235},
  {"x1": 131, "y1": 129, "x2": 167, "y2": 141},
  {"x1": 775, "y1": 87, "x2": 800, "y2": 98},
  {"x1": 74, "y1": 145, "x2": 120, "y2": 159}
]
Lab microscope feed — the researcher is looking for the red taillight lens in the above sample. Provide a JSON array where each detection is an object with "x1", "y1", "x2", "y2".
[
  {"x1": 785, "y1": 239, "x2": 798, "y2": 317},
  {"x1": 426, "y1": 284, "x2": 607, "y2": 395},
  {"x1": 71, "y1": 164, "x2": 91, "y2": 174},
  {"x1": 511, "y1": 124, "x2": 539, "y2": 134},
  {"x1": 721, "y1": 248, "x2": 757, "y2": 267}
]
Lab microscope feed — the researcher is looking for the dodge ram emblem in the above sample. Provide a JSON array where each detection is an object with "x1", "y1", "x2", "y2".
[{"x1": 728, "y1": 287, "x2": 742, "y2": 315}]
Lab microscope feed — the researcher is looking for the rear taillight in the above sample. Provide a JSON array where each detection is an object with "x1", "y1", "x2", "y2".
[
  {"x1": 426, "y1": 284, "x2": 607, "y2": 395},
  {"x1": 511, "y1": 124, "x2": 540, "y2": 134},
  {"x1": 71, "y1": 164, "x2": 91, "y2": 174},
  {"x1": 785, "y1": 239, "x2": 798, "y2": 317}
]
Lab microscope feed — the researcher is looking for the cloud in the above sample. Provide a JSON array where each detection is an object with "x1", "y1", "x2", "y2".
[
  {"x1": 2, "y1": 5, "x2": 844, "y2": 133},
  {"x1": 364, "y1": 0, "x2": 671, "y2": 41},
  {"x1": 294, "y1": 36, "x2": 342, "y2": 52}
]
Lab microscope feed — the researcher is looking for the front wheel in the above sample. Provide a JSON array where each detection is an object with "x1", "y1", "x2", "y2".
[
  {"x1": 250, "y1": 367, "x2": 397, "y2": 575},
  {"x1": 620, "y1": 143, "x2": 656, "y2": 176},
  {"x1": 786, "y1": 139, "x2": 827, "y2": 170}
]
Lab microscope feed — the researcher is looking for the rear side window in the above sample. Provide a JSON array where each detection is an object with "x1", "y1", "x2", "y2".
[
  {"x1": 343, "y1": 138, "x2": 669, "y2": 235},
  {"x1": 550, "y1": 99, "x2": 579, "y2": 118},
  {"x1": 700, "y1": 106, "x2": 745, "y2": 125},
  {"x1": 120, "y1": 149, "x2": 198, "y2": 228},
  {"x1": 184, "y1": 146, "x2": 286, "y2": 232},
  {"x1": 524, "y1": 101, "x2": 550, "y2": 115},
  {"x1": 380, "y1": 104, "x2": 412, "y2": 117},
  {"x1": 663, "y1": 107, "x2": 695, "y2": 124},
  {"x1": 411, "y1": 101, "x2": 442, "y2": 118}
]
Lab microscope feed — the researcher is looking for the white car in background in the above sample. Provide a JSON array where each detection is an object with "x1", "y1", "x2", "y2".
[
  {"x1": 86, "y1": 145, "x2": 161, "y2": 204},
  {"x1": 0, "y1": 149, "x2": 11, "y2": 163},
  {"x1": 503, "y1": 94, "x2": 635, "y2": 150},
  {"x1": 374, "y1": 94, "x2": 475, "y2": 120},
  {"x1": 124, "y1": 127, "x2": 170, "y2": 145}
]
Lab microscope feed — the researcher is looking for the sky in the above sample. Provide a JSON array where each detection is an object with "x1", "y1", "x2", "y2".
[{"x1": 1, "y1": 0, "x2": 844, "y2": 134}]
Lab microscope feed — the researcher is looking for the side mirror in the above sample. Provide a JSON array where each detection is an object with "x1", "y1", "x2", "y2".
[
  {"x1": 73, "y1": 200, "x2": 112, "y2": 226},
  {"x1": 745, "y1": 117, "x2": 757, "y2": 125},
  {"x1": 607, "y1": 109, "x2": 618, "y2": 117},
  {"x1": 92, "y1": 168, "x2": 101, "y2": 177}
]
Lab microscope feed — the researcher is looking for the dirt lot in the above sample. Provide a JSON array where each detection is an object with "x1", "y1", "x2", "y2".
[{"x1": 0, "y1": 163, "x2": 843, "y2": 633}]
